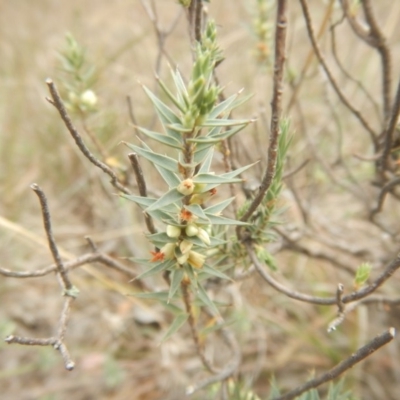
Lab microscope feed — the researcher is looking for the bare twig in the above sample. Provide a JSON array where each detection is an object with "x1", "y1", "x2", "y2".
[
  {"x1": 246, "y1": 241, "x2": 400, "y2": 306},
  {"x1": 239, "y1": 0, "x2": 288, "y2": 225},
  {"x1": 287, "y1": 0, "x2": 335, "y2": 112},
  {"x1": 186, "y1": 0, "x2": 203, "y2": 45},
  {"x1": 186, "y1": 307, "x2": 241, "y2": 396},
  {"x1": 5, "y1": 295, "x2": 76, "y2": 371},
  {"x1": 128, "y1": 153, "x2": 157, "y2": 234},
  {"x1": 45, "y1": 79, "x2": 130, "y2": 195},
  {"x1": 0, "y1": 251, "x2": 138, "y2": 280},
  {"x1": 31, "y1": 183, "x2": 73, "y2": 292},
  {"x1": 340, "y1": 0, "x2": 392, "y2": 122},
  {"x1": 181, "y1": 281, "x2": 217, "y2": 374},
  {"x1": 370, "y1": 176, "x2": 400, "y2": 217},
  {"x1": 273, "y1": 328, "x2": 395, "y2": 400},
  {"x1": 381, "y1": 78, "x2": 400, "y2": 171},
  {"x1": 298, "y1": 0, "x2": 377, "y2": 147},
  {"x1": 330, "y1": 13, "x2": 382, "y2": 125}
]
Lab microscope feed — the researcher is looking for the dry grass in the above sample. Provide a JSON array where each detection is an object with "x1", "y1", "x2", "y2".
[{"x1": 1, "y1": 1, "x2": 400, "y2": 399}]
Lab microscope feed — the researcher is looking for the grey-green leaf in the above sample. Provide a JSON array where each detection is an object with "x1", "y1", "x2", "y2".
[
  {"x1": 168, "y1": 268, "x2": 184, "y2": 302},
  {"x1": 193, "y1": 173, "x2": 241, "y2": 185},
  {"x1": 160, "y1": 313, "x2": 189, "y2": 343},
  {"x1": 136, "y1": 126, "x2": 182, "y2": 149},
  {"x1": 125, "y1": 143, "x2": 178, "y2": 173},
  {"x1": 134, "y1": 259, "x2": 176, "y2": 281},
  {"x1": 145, "y1": 188, "x2": 185, "y2": 212},
  {"x1": 204, "y1": 197, "x2": 235, "y2": 214}
]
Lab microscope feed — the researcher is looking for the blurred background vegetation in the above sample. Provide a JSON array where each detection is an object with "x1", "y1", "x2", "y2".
[{"x1": 1, "y1": 1, "x2": 400, "y2": 399}]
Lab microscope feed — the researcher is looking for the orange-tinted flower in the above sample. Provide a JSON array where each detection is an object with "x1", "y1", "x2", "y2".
[
  {"x1": 180, "y1": 209, "x2": 194, "y2": 222},
  {"x1": 150, "y1": 250, "x2": 165, "y2": 262}
]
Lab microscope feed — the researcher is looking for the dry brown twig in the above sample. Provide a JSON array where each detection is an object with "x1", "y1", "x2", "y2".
[
  {"x1": 4, "y1": 184, "x2": 77, "y2": 371},
  {"x1": 273, "y1": 327, "x2": 395, "y2": 400},
  {"x1": 298, "y1": 0, "x2": 378, "y2": 147},
  {"x1": 46, "y1": 79, "x2": 131, "y2": 196},
  {"x1": 239, "y1": 0, "x2": 288, "y2": 226},
  {"x1": 340, "y1": 0, "x2": 392, "y2": 122}
]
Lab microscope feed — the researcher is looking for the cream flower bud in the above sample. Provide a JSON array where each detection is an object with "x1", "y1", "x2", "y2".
[
  {"x1": 166, "y1": 225, "x2": 181, "y2": 238},
  {"x1": 185, "y1": 223, "x2": 199, "y2": 237},
  {"x1": 160, "y1": 243, "x2": 176, "y2": 259},
  {"x1": 180, "y1": 240, "x2": 193, "y2": 254},
  {"x1": 188, "y1": 250, "x2": 206, "y2": 269},
  {"x1": 177, "y1": 179, "x2": 195, "y2": 196},
  {"x1": 177, "y1": 252, "x2": 189, "y2": 265},
  {"x1": 80, "y1": 89, "x2": 97, "y2": 107},
  {"x1": 197, "y1": 228, "x2": 211, "y2": 245}
]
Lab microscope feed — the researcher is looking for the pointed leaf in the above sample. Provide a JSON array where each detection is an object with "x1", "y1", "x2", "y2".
[
  {"x1": 167, "y1": 123, "x2": 193, "y2": 133},
  {"x1": 201, "y1": 118, "x2": 254, "y2": 127},
  {"x1": 125, "y1": 143, "x2": 178, "y2": 172},
  {"x1": 198, "y1": 148, "x2": 214, "y2": 174},
  {"x1": 172, "y1": 69, "x2": 189, "y2": 100},
  {"x1": 168, "y1": 268, "x2": 184, "y2": 301},
  {"x1": 220, "y1": 162, "x2": 258, "y2": 180},
  {"x1": 195, "y1": 283, "x2": 220, "y2": 317},
  {"x1": 145, "y1": 188, "x2": 184, "y2": 212},
  {"x1": 208, "y1": 124, "x2": 248, "y2": 140},
  {"x1": 184, "y1": 204, "x2": 210, "y2": 221},
  {"x1": 205, "y1": 213, "x2": 251, "y2": 226},
  {"x1": 134, "y1": 259, "x2": 176, "y2": 281},
  {"x1": 142, "y1": 85, "x2": 181, "y2": 125},
  {"x1": 142, "y1": 85, "x2": 182, "y2": 141},
  {"x1": 193, "y1": 173, "x2": 241, "y2": 185},
  {"x1": 208, "y1": 93, "x2": 239, "y2": 119},
  {"x1": 129, "y1": 291, "x2": 169, "y2": 301},
  {"x1": 200, "y1": 264, "x2": 233, "y2": 281},
  {"x1": 160, "y1": 313, "x2": 189, "y2": 343},
  {"x1": 122, "y1": 194, "x2": 177, "y2": 215},
  {"x1": 184, "y1": 265, "x2": 197, "y2": 287},
  {"x1": 122, "y1": 194, "x2": 156, "y2": 209},
  {"x1": 146, "y1": 232, "x2": 177, "y2": 246},
  {"x1": 157, "y1": 76, "x2": 186, "y2": 113},
  {"x1": 194, "y1": 142, "x2": 215, "y2": 164},
  {"x1": 204, "y1": 197, "x2": 235, "y2": 214},
  {"x1": 188, "y1": 128, "x2": 242, "y2": 144},
  {"x1": 136, "y1": 126, "x2": 182, "y2": 149},
  {"x1": 139, "y1": 141, "x2": 181, "y2": 187}
]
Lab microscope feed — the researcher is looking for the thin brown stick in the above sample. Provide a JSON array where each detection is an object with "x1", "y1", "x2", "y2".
[
  {"x1": 46, "y1": 79, "x2": 130, "y2": 195},
  {"x1": 5, "y1": 295, "x2": 76, "y2": 371},
  {"x1": 381, "y1": 78, "x2": 400, "y2": 171},
  {"x1": 246, "y1": 241, "x2": 400, "y2": 306},
  {"x1": 31, "y1": 184, "x2": 73, "y2": 292},
  {"x1": 0, "y1": 251, "x2": 137, "y2": 280},
  {"x1": 273, "y1": 328, "x2": 395, "y2": 400},
  {"x1": 239, "y1": 0, "x2": 288, "y2": 225},
  {"x1": 370, "y1": 176, "x2": 400, "y2": 217},
  {"x1": 186, "y1": 307, "x2": 241, "y2": 395},
  {"x1": 128, "y1": 153, "x2": 157, "y2": 234},
  {"x1": 287, "y1": 0, "x2": 335, "y2": 112},
  {"x1": 181, "y1": 280, "x2": 217, "y2": 374},
  {"x1": 340, "y1": 0, "x2": 392, "y2": 122},
  {"x1": 329, "y1": 14, "x2": 382, "y2": 125},
  {"x1": 298, "y1": 0, "x2": 377, "y2": 147}
]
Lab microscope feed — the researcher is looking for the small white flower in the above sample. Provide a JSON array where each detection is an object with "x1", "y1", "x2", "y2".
[{"x1": 80, "y1": 89, "x2": 97, "y2": 107}]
